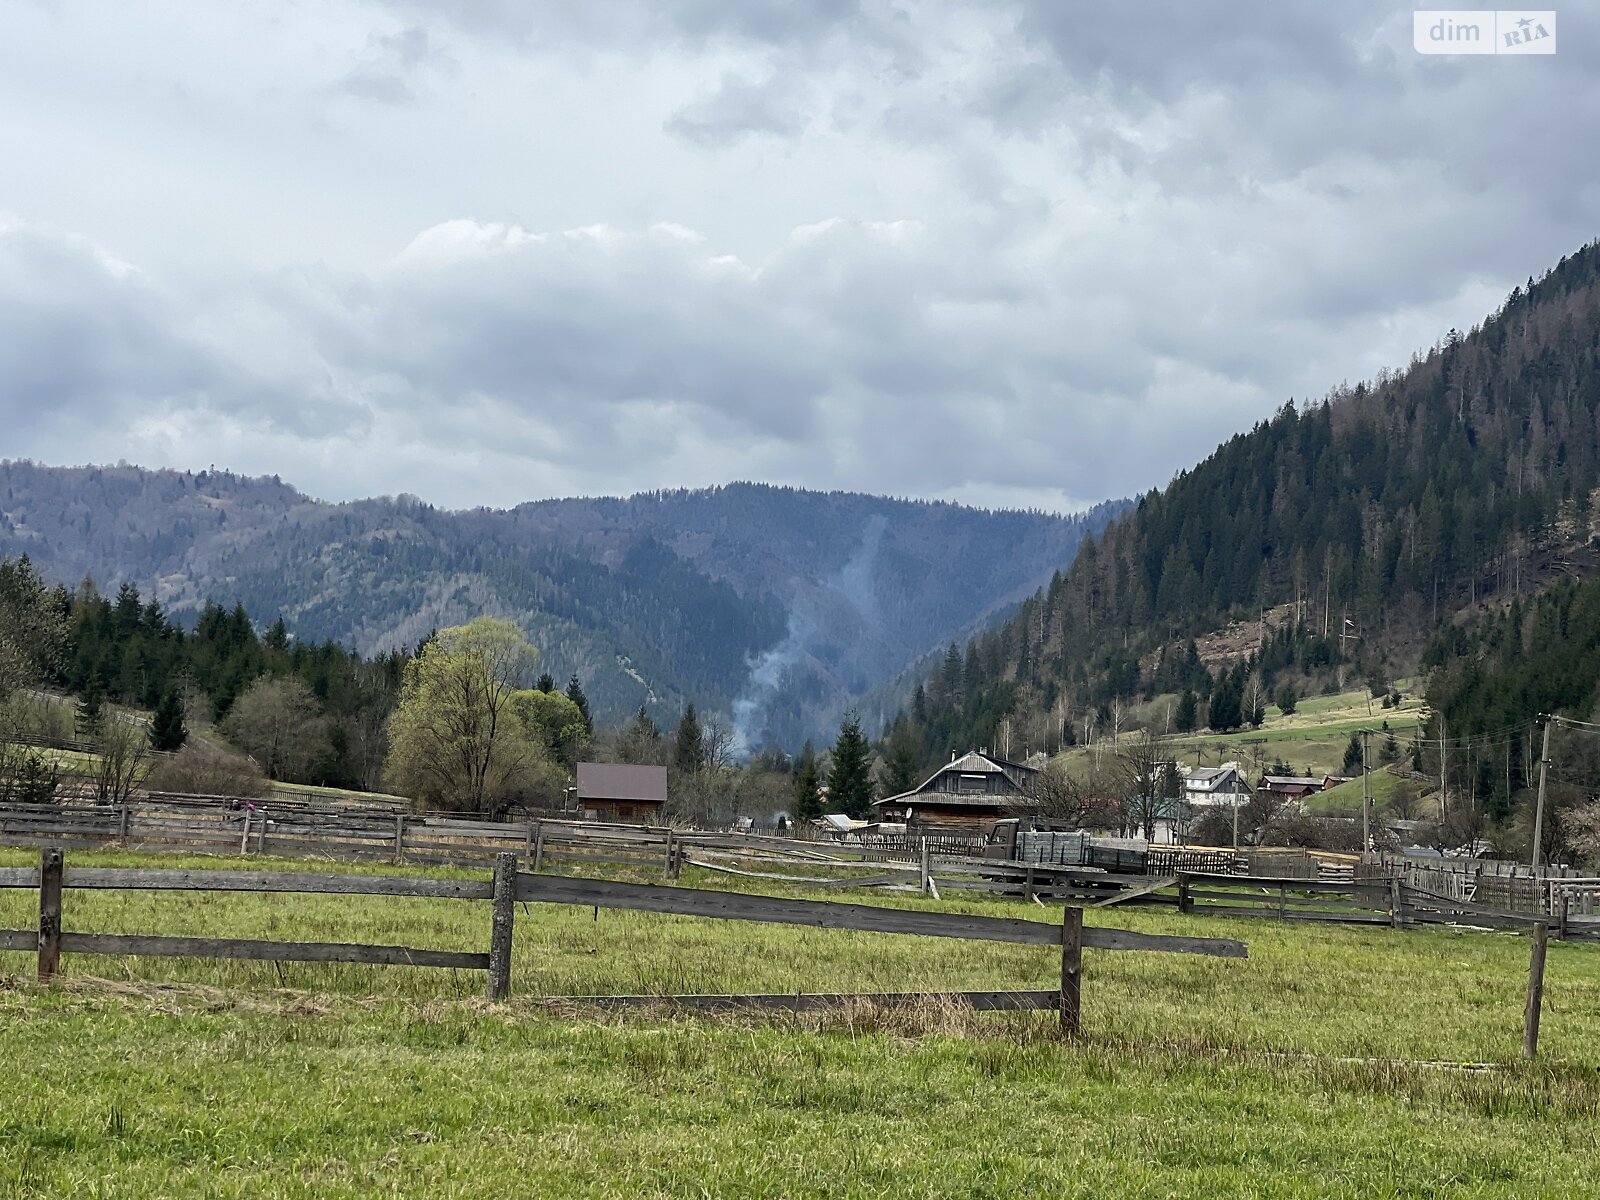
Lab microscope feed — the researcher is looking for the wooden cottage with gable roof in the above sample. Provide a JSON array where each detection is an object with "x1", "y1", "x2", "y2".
[
  {"x1": 873, "y1": 750, "x2": 1039, "y2": 827},
  {"x1": 576, "y1": 762, "x2": 669, "y2": 823}
]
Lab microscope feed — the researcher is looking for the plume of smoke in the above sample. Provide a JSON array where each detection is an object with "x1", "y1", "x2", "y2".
[{"x1": 731, "y1": 517, "x2": 887, "y2": 755}]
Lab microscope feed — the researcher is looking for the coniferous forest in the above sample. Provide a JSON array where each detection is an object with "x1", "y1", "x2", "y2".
[{"x1": 906, "y1": 242, "x2": 1600, "y2": 766}]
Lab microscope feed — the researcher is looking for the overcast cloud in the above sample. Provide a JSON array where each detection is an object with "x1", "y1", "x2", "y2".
[{"x1": 1, "y1": 1, "x2": 1596, "y2": 512}]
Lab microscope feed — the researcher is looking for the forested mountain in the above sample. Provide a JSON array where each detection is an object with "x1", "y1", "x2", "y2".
[
  {"x1": 0, "y1": 464, "x2": 1123, "y2": 746},
  {"x1": 911, "y1": 240, "x2": 1600, "y2": 760}
]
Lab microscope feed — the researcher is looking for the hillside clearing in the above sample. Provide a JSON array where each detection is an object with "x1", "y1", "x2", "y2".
[{"x1": 1063, "y1": 687, "x2": 1425, "y2": 780}]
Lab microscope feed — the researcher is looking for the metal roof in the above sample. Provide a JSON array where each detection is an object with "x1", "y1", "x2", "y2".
[{"x1": 576, "y1": 762, "x2": 669, "y2": 803}]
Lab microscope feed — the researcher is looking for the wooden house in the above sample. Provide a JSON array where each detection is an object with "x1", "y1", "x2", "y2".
[
  {"x1": 1257, "y1": 775, "x2": 1324, "y2": 802},
  {"x1": 576, "y1": 762, "x2": 669, "y2": 823},
  {"x1": 873, "y1": 750, "x2": 1039, "y2": 827}
]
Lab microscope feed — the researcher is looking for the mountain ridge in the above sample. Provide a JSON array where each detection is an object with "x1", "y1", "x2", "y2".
[
  {"x1": 0, "y1": 460, "x2": 1126, "y2": 748},
  {"x1": 909, "y1": 239, "x2": 1600, "y2": 758}
]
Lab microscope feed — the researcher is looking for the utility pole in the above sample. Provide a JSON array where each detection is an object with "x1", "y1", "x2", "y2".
[
  {"x1": 1361, "y1": 729, "x2": 1371, "y2": 854},
  {"x1": 1532, "y1": 717, "x2": 1554, "y2": 874},
  {"x1": 1231, "y1": 778, "x2": 1241, "y2": 852},
  {"x1": 1439, "y1": 717, "x2": 1449, "y2": 821}
]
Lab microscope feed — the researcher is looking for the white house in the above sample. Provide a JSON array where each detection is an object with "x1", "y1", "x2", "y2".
[{"x1": 1182, "y1": 763, "x2": 1251, "y2": 810}]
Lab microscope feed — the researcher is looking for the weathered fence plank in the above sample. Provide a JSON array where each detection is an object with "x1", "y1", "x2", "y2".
[
  {"x1": 1060, "y1": 906, "x2": 1083, "y2": 1036},
  {"x1": 38, "y1": 848, "x2": 63, "y2": 981},
  {"x1": 1524, "y1": 921, "x2": 1549, "y2": 1059},
  {"x1": 515, "y1": 874, "x2": 1247, "y2": 958},
  {"x1": 487, "y1": 853, "x2": 516, "y2": 1001},
  {"x1": 1094, "y1": 877, "x2": 1178, "y2": 908},
  {"x1": 55, "y1": 868, "x2": 494, "y2": 900},
  {"x1": 57, "y1": 932, "x2": 486, "y2": 969},
  {"x1": 545, "y1": 990, "x2": 1060, "y2": 1012}
]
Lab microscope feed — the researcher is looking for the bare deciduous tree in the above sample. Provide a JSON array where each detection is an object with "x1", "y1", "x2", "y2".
[
  {"x1": 1116, "y1": 733, "x2": 1182, "y2": 840},
  {"x1": 90, "y1": 716, "x2": 149, "y2": 805}
]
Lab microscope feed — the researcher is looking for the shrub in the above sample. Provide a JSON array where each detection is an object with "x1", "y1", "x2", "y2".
[{"x1": 146, "y1": 741, "x2": 268, "y2": 798}]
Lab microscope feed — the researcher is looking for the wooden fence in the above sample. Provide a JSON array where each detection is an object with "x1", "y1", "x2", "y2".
[
  {"x1": 3, "y1": 795, "x2": 1598, "y2": 940},
  {"x1": 0, "y1": 848, "x2": 1247, "y2": 1033}
]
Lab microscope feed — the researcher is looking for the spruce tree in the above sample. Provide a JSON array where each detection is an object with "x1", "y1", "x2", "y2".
[
  {"x1": 264, "y1": 616, "x2": 289, "y2": 652},
  {"x1": 150, "y1": 688, "x2": 188, "y2": 752},
  {"x1": 1209, "y1": 679, "x2": 1243, "y2": 732},
  {"x1": 1174, "y1": 689, "x2": 1197, "y2": 734},
  {"x1": 827, "y1": 713, "x2": 874, "y2": 819},
  {"x1": 565, "y1": 674, "x2": 593, "y2": 735},
  {"x1": 880, "y1": 714, "x2": 922, "y2": 797},
  {"x1": 536, "y1": 673, "x2": 556, "y2": 694},
  {"x1": 1274, "y1": 683, "x2": 1298, "y2": 716},
  {"x1": 793, "y1": 741, "x2": 822, "y2": 822},
  {"x1": 673, "y1": 705, "x2": 704, "y2": 774},
  {"x1": 76, "y1": 678, "x2": 105, "y2": 739},
  {"x1": 1342, "y1": 733, "x2": 1364, "y2": 775}
]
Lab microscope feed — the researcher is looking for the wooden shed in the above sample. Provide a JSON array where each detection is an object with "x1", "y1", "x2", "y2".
[{"x1": 576, "y1": 762, "x2": 669, "y2": 824}]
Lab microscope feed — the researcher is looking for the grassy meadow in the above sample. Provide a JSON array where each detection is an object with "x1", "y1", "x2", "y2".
[
  {"x1": 1062, "y1": 686, "x2": 1427, "y2": 782},
  {"x1": 1, "y1": 847, "x2": 1598, "y2": 1196}
]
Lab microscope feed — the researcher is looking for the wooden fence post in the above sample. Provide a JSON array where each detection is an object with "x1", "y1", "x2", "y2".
[
  {"x1": 487, "y1": 852, "x2": 517, "y2": 1001},
  {"x1": 38, "y1": 847, "x2": 63, "y2": 982},
  {"x1": 393, "y1": 813, "x2": 406, "y2": 864},
  {"x1": 533, "y1": 827, "x2": 546, "y2": 873},
  {"x1": 1060, "y1": 906, "x2": 1083, "y2": 1037},
  {"x1": 1558, "y1": 892, "x2": 1569, "y2": 941},
  {"x1": 238, "y1": 811, "x2": 252, "y2": 856},
  {"x1": 663, "y1": 830, "x2": 675, "y2": 878},
  {"x1": 1523, "y1": 920, "x2": 1549, "y2": 1059},
  {"x1": 920, "y1": 838, "x2": 931, "y2": 897},
  {"x1": 1177, "y1": 876, "x2": 1192, "y2": 914},
  {"x1": 117, "y1": 802, "x2": 131, "y2": 844},
  {"x1": 522, "y1": 820, "x2": 535, "y2": 869}
]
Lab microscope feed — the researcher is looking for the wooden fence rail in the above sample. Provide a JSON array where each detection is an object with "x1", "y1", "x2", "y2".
[
  {"x1": 4, "y1": 797, "x2": 1594, "y2": 941},
  {"x1": 5, "y1": 849, "x2": 511, "y2": 993},
  {"x1": 0, "y1": 847, "x2": 1249, "y2": 1035}
]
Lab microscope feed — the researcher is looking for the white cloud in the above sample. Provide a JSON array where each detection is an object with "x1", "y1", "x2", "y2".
[{"x1": 0, "y1": 1, "x2": 1598, "y2": 512}]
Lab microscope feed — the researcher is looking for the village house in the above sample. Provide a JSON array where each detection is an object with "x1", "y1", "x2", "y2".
[
  {"x1": 1182, "y1": 763, "x2": 1252, "y2": 810},
  {"x1": 1257, "y1": 774, "x2": 1325, "y2": 802},
  {"x1": 576, "y1": 762, "x2": 669, "y2": 823},
  {"x1": 874, "y1": 750, "x2": 1039, "y2": 827}
]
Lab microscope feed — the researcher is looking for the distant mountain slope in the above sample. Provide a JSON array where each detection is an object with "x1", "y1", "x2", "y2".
[
  {"x1": 914, "y1": 239, "x2": 1600, "y2": 754},
  {"x1": 0, "y1": 463, "x2": 1125, "y2": 746}
]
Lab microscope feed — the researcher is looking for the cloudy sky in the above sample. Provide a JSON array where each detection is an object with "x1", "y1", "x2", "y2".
[{"x1": 1, "y1": 2, "x2": 1595, "y2": 513}]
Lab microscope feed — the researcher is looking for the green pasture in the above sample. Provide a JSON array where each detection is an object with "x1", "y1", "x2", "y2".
[{"x1": 1, "y1": 847, "x2": 1596, "y2": 1197}]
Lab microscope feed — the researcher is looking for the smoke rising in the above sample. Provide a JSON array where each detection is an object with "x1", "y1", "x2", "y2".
[{"x1": 731, "y1": 516, "x2": 887, "y2": 754}]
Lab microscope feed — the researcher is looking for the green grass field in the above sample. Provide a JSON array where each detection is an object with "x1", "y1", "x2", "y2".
[
  {"x1": 1067, "y1": 688, "x2": 1426, "y2": 780},
  {"x1": 2, "y1": 847, "x2": 1597, "y2": 1197},
  {"x1": 1305, "y1": 771, "x2": 1420, "y2": 819}
]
